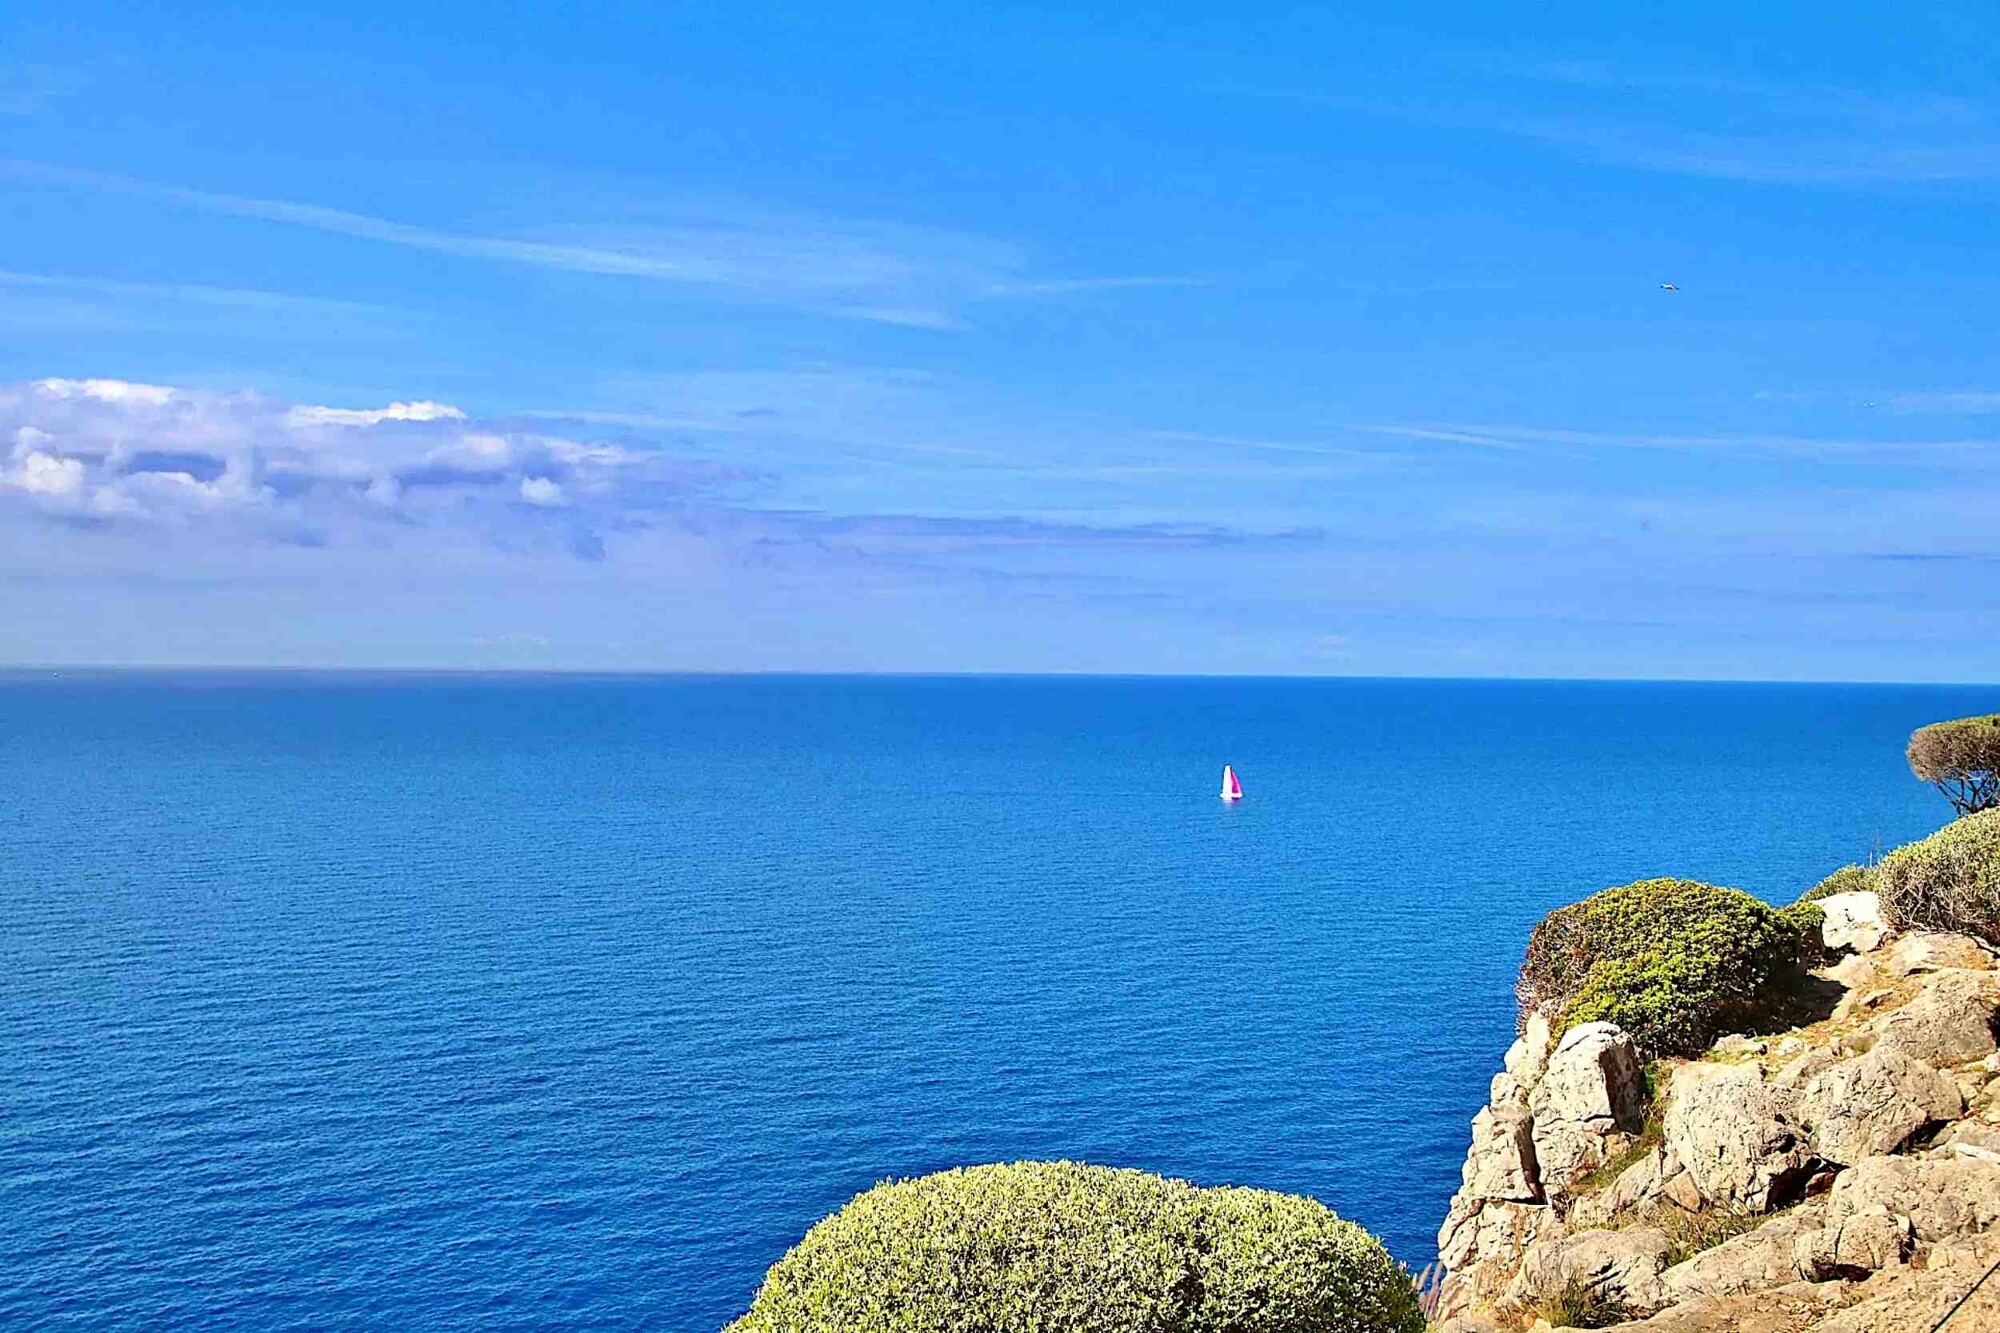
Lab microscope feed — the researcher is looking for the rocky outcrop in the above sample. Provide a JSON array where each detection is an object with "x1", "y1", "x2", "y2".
[
  {"x1": 1795, "y1": 1048, "x2": 1962, "y2": 1165},
  {"x1": 1529, "y1": 1024, "x2": 1647, "y2": 1199},
  {"x1": 1819, "y1": 892, "x2": 1890, "y2": 954},
  {"x1": 1435, "y1": 893, "x2": 2000, "y2": 1331},
  {"x1": 1661, "y1": 1062, "x2": 1816, "y2": 1212}
]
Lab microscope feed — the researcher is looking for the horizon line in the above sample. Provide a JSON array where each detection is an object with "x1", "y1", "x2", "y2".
[{"x1": 2, "y1": 663, "x2": 1995, "y2": 689}]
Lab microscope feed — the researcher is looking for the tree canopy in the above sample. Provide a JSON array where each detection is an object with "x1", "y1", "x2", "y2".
[{"x1": 1908, "y1": 714, "x2": 2000, "y2": 816}]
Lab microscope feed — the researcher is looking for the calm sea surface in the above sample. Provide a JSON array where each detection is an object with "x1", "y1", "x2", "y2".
[{"x1": 1, "y1": 673, "x2": 1984, "y2": 1330}]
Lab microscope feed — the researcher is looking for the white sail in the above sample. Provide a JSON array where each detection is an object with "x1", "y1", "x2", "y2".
[{"x1": 1220, "y1": 764, "x2": 1242, "y2": 800}]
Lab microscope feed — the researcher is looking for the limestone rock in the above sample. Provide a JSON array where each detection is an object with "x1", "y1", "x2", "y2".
[
  {"x1": 1509, "y1": 1225, "x2": 1674, "y2": 1314},
  {"x1": 1562, "y1": 1281, "x2": 1846, "y2": 1332},
  {"x1": 1935, "y1": 1120, "x2": 2000, "y2": 1164},
  {"x1": 1436, "y1": 1199, "x2": 1559, "y2": 1320},
  {"x1": 1432, "y1": 1317, "x2": 1507, "y2": 1333},
  {"x1": 1795, "y1": 1047, "x2": 1963, "y2": 1165},
  {"x1": 1566, "y1": 1146, "x2": 1674, "y2": 1229},
  {"x1": 1807, "y1": 1233, "x2": 2000, "y2": 1332},
  {"x1": 1818, "y1": 891, "x2": 1889, "y2": 954},
  {"x1": 1662, "y1": 1062, "x2": 1816, "y2": 1211},
  {"x1": 1823, "y1": 952, "x2": 1877, "y2": 991},
  {"x1": 1659, "y1": 1204, "x2": 1825, "y2": 1302},
  {"x1": 1529, "y1": 1022, "x2": 1646, "y2": 1197},
  {"x1": 1868, "y1": 969, "x2": 2000, "y2": 1067},
  {"x1": 1791, "y1": 1210, "x2": 1911, "y2": 1280},
  {"x1": 1820, "y1": 1154, "x2": 2000, "y2": 1243},
  {"x1": 1883, "y1": 930, "x2": 1995, "y2": 977},
  {"x1": 1463, "y1": 1103, "x2": 1543, "y2": 1203}
]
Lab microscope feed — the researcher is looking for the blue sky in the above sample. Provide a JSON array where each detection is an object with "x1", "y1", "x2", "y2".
[{"x1": 3, "y1": 2, "x2": 1998, "y2": 677}]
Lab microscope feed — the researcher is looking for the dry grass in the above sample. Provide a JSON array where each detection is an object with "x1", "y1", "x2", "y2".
[
  {"x1": 1659, "y1": 1206, "x2": 1769, "y2": 1267},
  {"x1": 1531, "y1": 1279, "x2": 1632, "y2": 1329}
]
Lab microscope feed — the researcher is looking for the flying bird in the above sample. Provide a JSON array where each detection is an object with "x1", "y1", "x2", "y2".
[{"x1": 1659, "y1": 283, "x2": 1679, "y2": 291}]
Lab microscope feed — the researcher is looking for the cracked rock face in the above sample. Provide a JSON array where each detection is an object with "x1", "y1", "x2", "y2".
[
  {"x1": 1528, "y1": 1023, "x2": 1647, "y2": 1198},
  {"x1": 1866, "y1": 968, "x2": 2000, "y2": 1067},
  {"x1": 1794, "y1": 1046, "x2": 1962, "y2": 1165},
  {"x1": 1507, "y1": 1225, "x2": 1674, "y2": 1313},
  {"x1": 1434, "y1": 921, "x2": 2000, "y2": 1332},
  {"x1": 1660, "y1": 1062, "x2": 1816, "y2": 1212}
]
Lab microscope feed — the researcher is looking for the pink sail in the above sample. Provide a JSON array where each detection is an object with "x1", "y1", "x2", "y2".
[{"x1": 1220, "y1": 764, "x2": 1242, "y2": 800}]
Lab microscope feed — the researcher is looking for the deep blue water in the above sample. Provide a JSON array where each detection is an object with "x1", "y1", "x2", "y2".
[{"x1": 1, "y1": 672, "x2": 1985, "y2": 1330}]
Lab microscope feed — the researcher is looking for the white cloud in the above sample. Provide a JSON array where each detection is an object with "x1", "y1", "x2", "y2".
[
  {"x1": 518, "y1": 476, "x2": 564, "y2": 506},
  {"x1": 6, "y1": 450, "x2": 85, "y2": 497},
  {"x1": 285, "y1": 399, "x2": 467, "y2": 428},
  {"x1": 35, "y1": 377, "x2": 177, "y2": 406},
  {"x1": 0, "y1": 377, "x2": 709, "y2": 545}
]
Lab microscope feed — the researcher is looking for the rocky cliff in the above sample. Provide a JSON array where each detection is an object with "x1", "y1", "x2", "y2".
[{"x1": 1435, "y1": 892, "x2": 2000, "y2": 1332}]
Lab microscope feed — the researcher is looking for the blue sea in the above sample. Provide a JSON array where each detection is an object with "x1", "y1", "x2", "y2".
[{"x1": 1, "y1": 672, "x2": 1984, "y2": 1331}]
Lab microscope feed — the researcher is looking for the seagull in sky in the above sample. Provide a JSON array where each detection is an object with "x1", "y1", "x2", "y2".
[{"x1": 1659, "y1": 282, "x2": 1679, "y2": 291}]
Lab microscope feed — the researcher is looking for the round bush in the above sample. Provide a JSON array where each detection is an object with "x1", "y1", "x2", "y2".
[
  {"x1": 726, "y1": 1161, "x2": 1425, "y2": 1333},
  {"x1": 1797, "y1": 863, "x2": 1877, "y2": 905},
  {"x1": 1876, "y1": 807, "x2": 2000, "y2": 946},
  {"x1": 1518, "y1": 878, "x2": 1821, "y2": 1059}
]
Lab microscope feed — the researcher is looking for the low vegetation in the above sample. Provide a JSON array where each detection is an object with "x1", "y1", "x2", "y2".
[
  {"x1": 1907, "y1": 714, "x2": 2000, "y2": 815},
  {"x1": 1531, "y1": 1279, "x2": 1631, "y2": 1330},
  {"x1": 1658, "y1": 1205, "x2": 1766, "y2": 1267},
  {"x1": 1875, "y1": 807, "x2": 2000, "y2": 946},
  {"x1": 726, "y1": 1161, "x2": 1426, "y2": 1333},
  {"x1": 1797, "y1": 862, "x2": 1876, "y2": 904},
  {"x1": 1518, "y1": 879, "x2": 1825, "y2": 1059}
]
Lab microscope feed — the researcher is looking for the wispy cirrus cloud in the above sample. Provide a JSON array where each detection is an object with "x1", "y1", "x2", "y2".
[
  {"x1": 1239, "y1": 55, "x2": 2000, "y2": 186},
  {"x1": 1350, "y1": 419, "x2": 2000, "y2": 463},
  {"x1": 4, "y1": 160, "x2": 1190, "y2": 329},
  {"x1": 1878, "y1": 390, "x2": 2000, "y2": 415},
  {"x1": 0, "y1": 267, "x2": 412, "y2": 339}
]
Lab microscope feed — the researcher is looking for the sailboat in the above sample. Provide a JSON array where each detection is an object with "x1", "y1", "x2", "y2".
[{"x1": 1220, "y1": 764, "x2": 1243, "y2": 801}]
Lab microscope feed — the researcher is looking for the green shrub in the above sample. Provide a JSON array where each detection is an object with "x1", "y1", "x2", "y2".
[
  {"x1": 1875, "y1": 808, "x2": 2000, "y2": 946},
  {"x1": 1518, "y1": 879, "x2": 1823, "y2": 1059},
  {"x1": 726, "y1": 1161, "x2": 1425, "y2": 1333},
  {"x1": 1907, "y1": 714, "x2": 2000, "y2": 815},
  {"x1": 1798, "y1": 863, "x2": 1877, "y2": 905}
]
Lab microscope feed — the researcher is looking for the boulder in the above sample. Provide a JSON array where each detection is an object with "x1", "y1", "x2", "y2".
[
  {"x1": 1935, "y1": 1120, "x2": 2000, "y2": 1164},
  {"x1": 1821, "y1": 1154, "x2": 2000, "y2": 1243},
  {"x1": 1528, "y1": 1022, "x2": 1646, "y2": 1196},
  {"x1": 1883, "y1": 931, "x2": 1995, "y2": 977},
  {"x1": 1436, "y1": 1199, "x2": 1559, "y2": 1319},
  {"x1": 1794, "y1": 1047, "x2": 1963, "y2": 1165},
  {"x1": 1566, "y1": 1145, "x2": 1669, "y2": 1228},
  {"x1": 1819, "y1": 891, "x2": 1890, "y2": 954},
  {"x1": 1462, "y1": 1103, "x2": 1542, "y2": 1203},
  {"x1": 1661, "y1": 1062, "x2": 1816, "y2": 1211},
  {"x1": 1508, "y1": 1225, "x2": 1674, "y2": 1314},
  {"x1": 1438, "y1": 1196, "x2": 1557, "y2": 1275},
  {"x1": 1659, "y1": 1204, "x2": 1825, "y2": 1301},
  {"x1": 1868, "y1": 969, "x2": 2000, "y2": 1067},
  {"x1": 1791, "y1": 1210, "x2": 1911, "y2": 1280},
  {"x1": 1807, "y1": 1233, "x2": 2000, "y2": 1332}
]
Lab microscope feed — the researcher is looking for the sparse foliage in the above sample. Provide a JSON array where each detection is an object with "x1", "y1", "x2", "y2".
[
  {"x1": 1908, "y1": 714, "x2": 2000, "y2": 816},
  {"x1": 1875, "y1": 807, "x2": 2000, "y2": 946}
]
